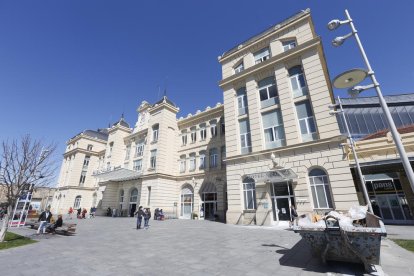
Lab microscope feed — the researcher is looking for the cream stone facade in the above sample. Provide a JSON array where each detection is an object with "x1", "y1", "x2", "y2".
[
  {"x1": 51, "y1": 129, "x2": 108, "y2": 214},
  {"x1": 54, "y1": 9, "x2": 414, "y2": 226},
  {"x1": 218, "y1": 9, "x2": 358, "y2": 225}
]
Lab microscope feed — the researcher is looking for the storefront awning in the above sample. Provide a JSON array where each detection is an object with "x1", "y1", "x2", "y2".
[
  {"x1": 93, "y1": 168, "x2": 142, "y2": 182},
  {"x1": 244, "y1": 168, "x2": 298, "y2": 183}
]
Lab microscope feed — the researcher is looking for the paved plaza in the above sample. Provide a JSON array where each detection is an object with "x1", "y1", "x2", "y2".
[{"x1": 1, "y1": 217, "x2": 414, "y2": 276}]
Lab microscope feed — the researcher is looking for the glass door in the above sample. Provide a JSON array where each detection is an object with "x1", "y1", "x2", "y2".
[
  {"x1": 181, "y1": 194, "x2": 193, "y2": 219},
  {"x1": 275, "y1": 197, "x2": 291, "y2": 221}
]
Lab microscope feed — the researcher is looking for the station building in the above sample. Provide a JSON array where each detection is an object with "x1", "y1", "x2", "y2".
[{"x1": 51, "y1": 9, "x2": 414, "y2": 225}]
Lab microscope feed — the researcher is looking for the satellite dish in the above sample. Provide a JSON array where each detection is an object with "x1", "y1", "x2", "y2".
[{"x1": 332, "y1": 68, "x2": 368, "y2": 89}]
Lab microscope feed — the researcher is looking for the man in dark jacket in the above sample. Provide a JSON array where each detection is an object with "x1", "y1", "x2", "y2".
[
  {"x1": 134, "y1": 206, "x2": 144, "y2": 229},
  {"x1": 37, "y1": 208, "x2": 52, "y2": 234}
]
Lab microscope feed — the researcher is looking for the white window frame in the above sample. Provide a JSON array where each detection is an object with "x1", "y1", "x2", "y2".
[
  {"x1": 308, "y1": 170, "x2": 333, "y2": 209},
  {"x1": 125, "y1": 145, "x2": 131, "y2": 160},
  {"x1": 83, "y1": 156, "x2": 90, "y2": 169},
  {"x1": 135, "y1": 141, "x2": 145, "y2": 157},
  {"x1": 189, "y1": 154, "x2": 196, "y2": 171},
  {"x1": 133, "y1": 159, "x2": 142, "y2": 172},
  {"x1": 152, "y1": 125, "x2": 159, "y2": 142},
  {"x1": 237, "y1": 92, "x2": 248, "y2": 116},
  {"x1": 234, "y1": 62, "x2": 244, "y2": 74},
  {"x1": 199, "y1": 153, "x2": 206, "y2": 169},
  {"x1": 200, "y1": 125, "x2": 207, "y2": 141},
  {"x1": 282, "y1": 40, "x2": 296, "y2": 52},
  {"x1": 210, "y1": 122, "x2": 217, "y2": 138},
  {"x1": 73, "y1": 196, "x2": 82, "y2": 209},
  {"x1": 289, "y1": 66, "x2": 308, "y2": 98},
  {"x1": 254, "y1": 47, "x2": 270, "y2": 64},
  {"x1": 240, "y1": 133, "x2": 251, "y2": 152},
  {"x1": 243, "y1": 182, "x2": 256, "y2": 210},
  {"x1": 79, "y1": 171, "x2": 87, "y2": 185},
  {"x1": 259, "y1": 81, "x2": 277, "y2": 102},
  {"x1": 179, "y1": 157, "x2": 186, "y2": 173},
  {"x1": 150, "y1": 150, "x2": 157, "y2": 169},
  {"x1": 209, "y1": 149, "x2": 218, "y2": 168},
  {"x1": 190, "y1": 127, "x2": 197, "y2": 143},
  {"x1": 181, "y1": 133, "x2": 187, "y2": 146}
]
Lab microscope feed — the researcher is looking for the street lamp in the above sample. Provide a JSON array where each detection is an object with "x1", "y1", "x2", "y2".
[
  {"x1": 329, "y1": 97, "x2": 373, "y2": 213},
  {"x1": 328, "y1": 9, "x2": 414, "y2": 195}
]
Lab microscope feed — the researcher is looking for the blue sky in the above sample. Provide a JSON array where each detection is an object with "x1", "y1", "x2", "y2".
[{"x1": 1, "y1": 0, "x2": 413, "y2": 171}]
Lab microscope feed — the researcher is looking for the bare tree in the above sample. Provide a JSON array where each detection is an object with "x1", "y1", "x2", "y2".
[{"x1": 0, "y1": 135, "x2": 56, "y2": 242}]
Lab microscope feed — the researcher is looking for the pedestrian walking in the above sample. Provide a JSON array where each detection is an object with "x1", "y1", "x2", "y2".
[
  {"x1": 134, "y1": 206, "x2": 144, "y2": 229},
  {"x1": 144, "y1": 208, "x2": 151, "y2": 229}
]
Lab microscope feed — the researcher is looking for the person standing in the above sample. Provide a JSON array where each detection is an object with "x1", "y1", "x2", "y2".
[
  {"x1": 82, "y1": 208, "x2": 87, "y2": 219},
  {"x1": 289, "y1": 205, "x2": 298, "y2": 228},
  {"x1": 134, "y1": 206, "x2": 144, "y2": 229},
  {"x1": 37, "y1": 208, "x2": 52, "y2": 234},
  {"x1": 144, "y1": 208, "x2": 151, "y2": 229},
  {"x1": 68, "y1": 207, "x2": 74, "y2": 220}
]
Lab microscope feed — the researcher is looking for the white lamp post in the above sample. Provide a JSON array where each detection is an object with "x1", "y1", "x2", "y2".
[
  {"x1": 330, "y1": 97, "x2": 373, "y2": 213},
  {"x1": 328, "y1": 9, "x2": 414, "y2": 195}
]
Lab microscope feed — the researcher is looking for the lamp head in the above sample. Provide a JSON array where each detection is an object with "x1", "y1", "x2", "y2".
[
  {"x1": 332, "y1": 36, "x2": 346, "y2": 47},
  {"x1": 348, "y1": 87, "x2": 362, "y2": 98},
  {"x1": 327, "y1": 19, "x2": 341, "y2": 30}
]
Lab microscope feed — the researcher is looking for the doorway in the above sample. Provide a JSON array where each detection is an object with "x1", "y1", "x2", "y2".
[
  {"x1": 200, "y1": 191, "x2": 217, "y2": 220},
  {"x1": 180, "y1": 186, "x2": 193, "y2": 219},
  {"x1": 270, "y1": 181, "x2": 295, "y2": 222}
]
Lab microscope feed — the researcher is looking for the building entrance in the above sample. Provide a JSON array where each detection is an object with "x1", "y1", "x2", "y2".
[
  {"x1": 200, "y1": 192, "x2": 217, "y2": 220},
  {"x1": 180, "y1": 186, "x2": 193, "y2": 219},
  {"x1": 366, "y1": 174, "x2": 413, "y2": 224},
  {"x1": 270, "y1": 181, "x2": 295, "y2": 222}
]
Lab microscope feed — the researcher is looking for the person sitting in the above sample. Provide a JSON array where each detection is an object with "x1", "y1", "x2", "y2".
[{"x1": 48, "y1": 214, "x2": 63, "y2": 234}]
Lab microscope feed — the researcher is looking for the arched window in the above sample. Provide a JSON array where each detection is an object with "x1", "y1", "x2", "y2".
[
  {"x1": 289, "y1": 65, "x2": 308, "y2": 98},
  {"x1": 243, "y1": 177, "x2": 256, "y2": 210},
  {"x1": 119, "y1": 189, "x2": 124, "y2": 203},
  {"x1": 308, "y1": 168, "x2": 333, "y2": 209},
  {"x1": 73, "y1": 195, "x2": 82, "y2": 209},
  {"x1": 181, "y1": 185, "x2": 193, "y2": 219},
  {"x1": 130, "y1": 188, "x2": 138, "y2": 203}
]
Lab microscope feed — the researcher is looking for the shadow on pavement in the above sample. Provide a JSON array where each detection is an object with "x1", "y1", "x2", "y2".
[{"x1": 274, "y1": 239, "x2": 366, "y2": 275}]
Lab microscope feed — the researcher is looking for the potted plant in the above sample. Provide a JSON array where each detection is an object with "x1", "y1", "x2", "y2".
[{"x1": 192, "y1": 213, "x2": 198, "y2": 220}]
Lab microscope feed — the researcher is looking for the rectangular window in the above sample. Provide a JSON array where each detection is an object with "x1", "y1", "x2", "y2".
[
  {"x1": 83, "y1": 156, "x2": 90, "y2": 169},
  {"x1": 282, "y1": 40, "x2": 296, "y2": 52},
  {"x1": 210, "y1": 120, "x2": 217, "y2": 138},
  {"x1": 220, "y1": 119, "x2": 225, "y2": 135},
  {"x1": 296, "y1": 100, "x2": 317, "y2": 142},
  {"x1": 200, "y1": 124, "x2": 207, "y2": 141},
  {"x1": 135, "y1": 140, "x2": 145, "y2": 157},
  {"x1": 150, "y1": 150, "x2": 157, "y2": 169},
  {"x1": 189, "y1": 153, "x2": 196, "y2": 171},
  {"x1": 239, "y1": 119, "x2": 252, "y2": 154},
  {"x1": 199, "y1": 152, "x2": 206, "y2": 169},
  {"x1": 254, "y1": 47, "x2": 270, "y2": 64},
  {"x1": 221, "y1": 146, "x2": 226, "y2": 166},
  {"x1": 125, "y1": 145, "x2": 131, "y2": 160},
  {"x1": 133, "y1": 159, "x2": 142, "y2": 172},
  {"x1": 87, "y1": 144, "x2": 93, "y2": 151},
  {"x1": 243, "y1": 182, "x2": 256, "y2": 209},
  {"x1": 289, "y1": 66, "x2": 308, "y2": 98},
  {"x1": 152, "y1": 125, "x2": 159, "y2": 143},
  {"x1": 262, "y1": 110, "x2": 285, "y2": 149},
  {"x1": 108, "y1": 142, "x2": 114, "y2": 158},
  {"x1": 147, "y1": 186, "x2": 151, "y2": 206},
  {"x1": 79, "y1": 171, "x2": 87, "y2": 186},
  {"x1": 258, "y1": 77, "x2": 278, "y2": 108},
  {"x1": 237, "y1": 87, "x2": 248, "y2": 115},
  {"x1": 234, "y1": 62, "x2": 244, "y2": 74},
  {"x1": 179, "y1": 156, "x2": 186, "y2": 173},
  {"x1": 181, "y1": 132, "x2": 187, "y2": 146},
  {"x1": 209, "y1": 148, "x2": 218, "y2": 168},
  {"x1": 191, "y1": 127, "x2": 197, "y2": 143}
]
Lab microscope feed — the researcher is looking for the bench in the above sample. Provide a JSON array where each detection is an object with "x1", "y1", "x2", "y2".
[
  {"x1": 55, "y1": 223, "x2": 77, "y2": 236},
  {"x1": 27, "y1": 221, "x2": 77, "y2": 236}
]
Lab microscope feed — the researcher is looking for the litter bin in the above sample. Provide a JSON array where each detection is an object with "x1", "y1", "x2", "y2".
[{"x1": 293, "y1": 212, "x2": 387, "y2": 271}]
